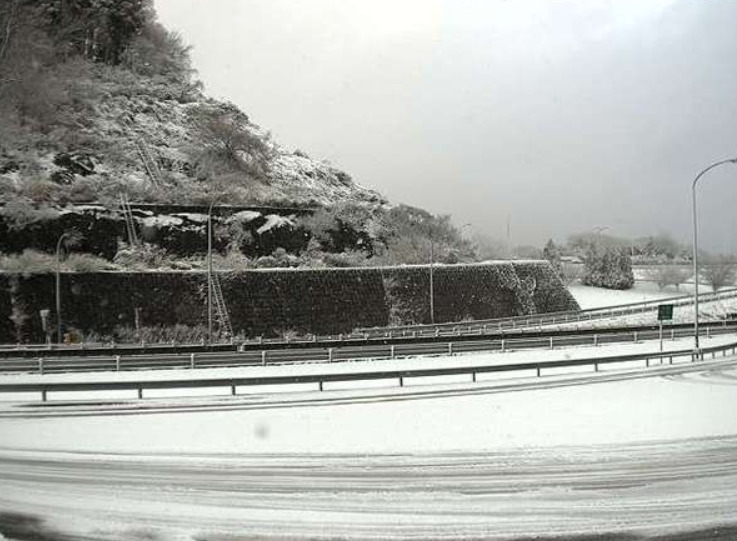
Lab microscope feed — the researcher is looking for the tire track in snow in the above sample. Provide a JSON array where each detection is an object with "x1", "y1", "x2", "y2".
[{"x1": 1, "y1": 438, "x2": 737, "y2": 539}]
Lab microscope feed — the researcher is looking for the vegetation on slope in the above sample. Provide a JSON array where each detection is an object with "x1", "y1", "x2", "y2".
[{"x1": 0, "y1": 0, "x2": 476, "y2": 268}]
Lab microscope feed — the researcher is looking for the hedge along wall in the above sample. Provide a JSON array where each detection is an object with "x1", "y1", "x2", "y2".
[{"x1": 0, "y1": 261, "x2": 578, "y2": 343}]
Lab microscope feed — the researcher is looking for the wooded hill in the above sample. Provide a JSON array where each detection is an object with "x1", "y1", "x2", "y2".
[{"x1": 0, "y1": 0, "x2": 475, "y2": 268}]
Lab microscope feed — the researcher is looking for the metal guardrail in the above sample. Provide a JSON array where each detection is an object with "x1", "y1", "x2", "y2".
[
  {"x1": 2, "y1": 319, "x2": 736, "y2": 365},
  {"x1": 2, "y1": 338, "x2": 736, "y2": 403}
]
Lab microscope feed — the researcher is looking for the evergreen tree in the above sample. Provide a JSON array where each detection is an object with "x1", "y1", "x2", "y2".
[
  {"x1": 542, "y1": 239, "x2": 563, "y2": 279},
  {"x1": 582, "y1": 244, "x2": 634, "y2": 290}
]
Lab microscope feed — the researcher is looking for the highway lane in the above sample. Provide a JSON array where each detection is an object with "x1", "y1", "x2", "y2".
[
  {"x1": 1, "y1": 437, "x2": 737, "y2": 540},
  {"x1": 3, "y1": 362, "x2": 737, "y2": 539}
]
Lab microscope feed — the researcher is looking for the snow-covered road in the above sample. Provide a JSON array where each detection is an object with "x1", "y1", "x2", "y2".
[
  {"x1": 2, "y1": 357, "x2": 737, "y2": 539},
  {"x1": 2, "y1": 435, "x2": 737, "y2": 540}
]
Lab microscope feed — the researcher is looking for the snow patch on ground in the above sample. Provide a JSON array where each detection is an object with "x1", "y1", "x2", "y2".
[
  {"x1": 227, "y1": 210, "x2": 262, "y2": 224},
  {"x1": 256, "y1": 214, "x2": 295, "y2": 234},
  {"x1": 141, "y1": 215, "x2": 184, "y2": 228}
]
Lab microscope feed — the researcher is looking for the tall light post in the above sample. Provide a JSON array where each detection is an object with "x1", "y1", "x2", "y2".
[
  {"x1": 429, "y1": 240, "x2": 435, "y2": 324},
  {"x1": 429, "y1": 223, "x2": 471, "y2": 325},
  {"x1": 55, "y1": 232, "x2": 71, "y2": 344},
  {"x1": 207, "y1": 199, "x2": 217, "y2": 344},
  {"x1": 691, "y1": 157, "x2": 737, "y2": 351},
  {"x1": 592, "y1": 225, "x2": 609, "y2": 241}
]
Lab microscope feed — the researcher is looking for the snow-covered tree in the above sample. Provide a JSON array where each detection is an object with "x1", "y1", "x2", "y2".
[
  {"x1": 700, "y1": 255, "x2": 736, "y2": 292},
  {"x1": 542, "y1": 239, "x2": 562, "y2": 278},
  {"x1": 582, "y1": 244, "x2": 634, "y2": 290}
]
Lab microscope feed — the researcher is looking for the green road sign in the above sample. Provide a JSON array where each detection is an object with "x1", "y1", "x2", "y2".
[{"x1": 658, "y1": 304, "x2": 674, "y2": 321}]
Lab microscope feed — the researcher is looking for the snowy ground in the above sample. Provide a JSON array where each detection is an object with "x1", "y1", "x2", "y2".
[
  {"x1": 2, "y1": 295, "x2": 737, "y2": 539},
  {"x1": 566, "y1": 281, "x2": 737, "y2": 329},
  {"x1": 2, "y1": 353, "x2": 737, "y2": 539},
  {"x1": 568, "y1": 280, "x2": 710, "y2": 310}
]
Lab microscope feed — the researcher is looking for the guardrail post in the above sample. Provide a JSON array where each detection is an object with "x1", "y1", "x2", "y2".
[
  {"x1": 633, "y1": 331, "x2": 638, "y2": 342},
  {"x1": 645, "y1": 357, "x2": 650, "y2": 367},
  {"x1": 536, "y1": 366, "x2": 541, "y2": 377},
  {"x1": 594, "y1": 362, "x2": 599, "y2": 372},
  {"x1": 231, "y1": 384, "x2": 236, "y2": 396},
  {"x1": 261, "y1": 351, "x2": 267, "y2": 365},
  {"x1": 448, "y1": 343, "x2": 453, "y2": 356},
  {"x1": 671, "y1": 329, "x2": 675, "y2": 340},
  {"x1": 190, "y1": 353, "x2": 196, "y2": 369},
  {"x1": 138, "y1": 387, "x2": 143, "y2": 399},
  {"x1": 38, "y1": 358, "x2": 44, "y2": 375},
  {"x1": 328, "y1": 348, "x2": 333, "y2": 362},
  {"x1": 483, "y1": 325, "x2": 488, "y2": 334},
  {"x1": 390, "y1": 345, "x2": 395, "y2": 359},
  {"x1": 318, "y1": 381, "x2": 324, "y2": 391},
  {"x1": 549, "y1": 337, "x2": 554, "y2": 350},
  {"x1": 115, "y1": 355, "x2": 121, "y2": 371},
  {"x1": 435, "y1": 329, "x2": 440, "y2": 337},
  {"x1": 501, "y1": 339, "x2": 505, "y2": 352},
  {"x1": 412, "y1": 331, "x2": 416, "y2": 338},
  {"x1": 594, "y1": 334, "x2": 598, "y2": 347},
  {"x1": 472, "y1": 372, "x2": 476, "y2": 382},
  {"x1": 42, "y1": 389, "x2": 47, "y2": 402},
  {"x1": 399, "y1": 376, "x2": 404, "y2": 387},
  {"x1": 707, "y1": 327, "x2": 711, "y2": 339}
]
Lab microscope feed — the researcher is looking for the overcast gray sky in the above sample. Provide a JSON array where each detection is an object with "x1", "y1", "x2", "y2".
[{"x1": 155, "y1": 0, "x2": 737, "y2": 252}]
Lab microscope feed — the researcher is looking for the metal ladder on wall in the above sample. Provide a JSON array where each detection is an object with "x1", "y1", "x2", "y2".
[
  {"x1": 211, "y1": 272, "x2": 234, "y2": 338},
  {"x1": 135, "y1": 141, "x2": 164, "y2": 188},
  {"x1": 119, "y1": 194, "x2": 139, "y2": 246}
]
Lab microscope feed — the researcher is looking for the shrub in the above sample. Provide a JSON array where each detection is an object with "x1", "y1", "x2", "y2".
[
  {"x1": 646, "y1": 265, "x2": 692, "y2": 290},
  {"x1": 700, "y1": 255, "x2": 736, "y2": 292},
  {"x1": 0, "y1": 249, "x2": 111, "y2": 272},
  {"x1": 0, "y1": 197, "x2": 60, "y2": 230}
]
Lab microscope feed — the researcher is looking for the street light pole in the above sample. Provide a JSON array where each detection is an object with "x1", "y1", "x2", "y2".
[
  {"x1": 691, "y1": 158, "x2": 737, "y2": 352},
  {"x1": 207, "y1": 199, "x2": 216, "y2": 343},
  {"x1": 55, "y1": 233, "x2": 70, "y2": 344},
  {"x1": 429, "y1": 223, "x2": 471, "y2": 325},
  {"x1": 429, "y1": 241, "x2": 435, "y2": 324}
]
